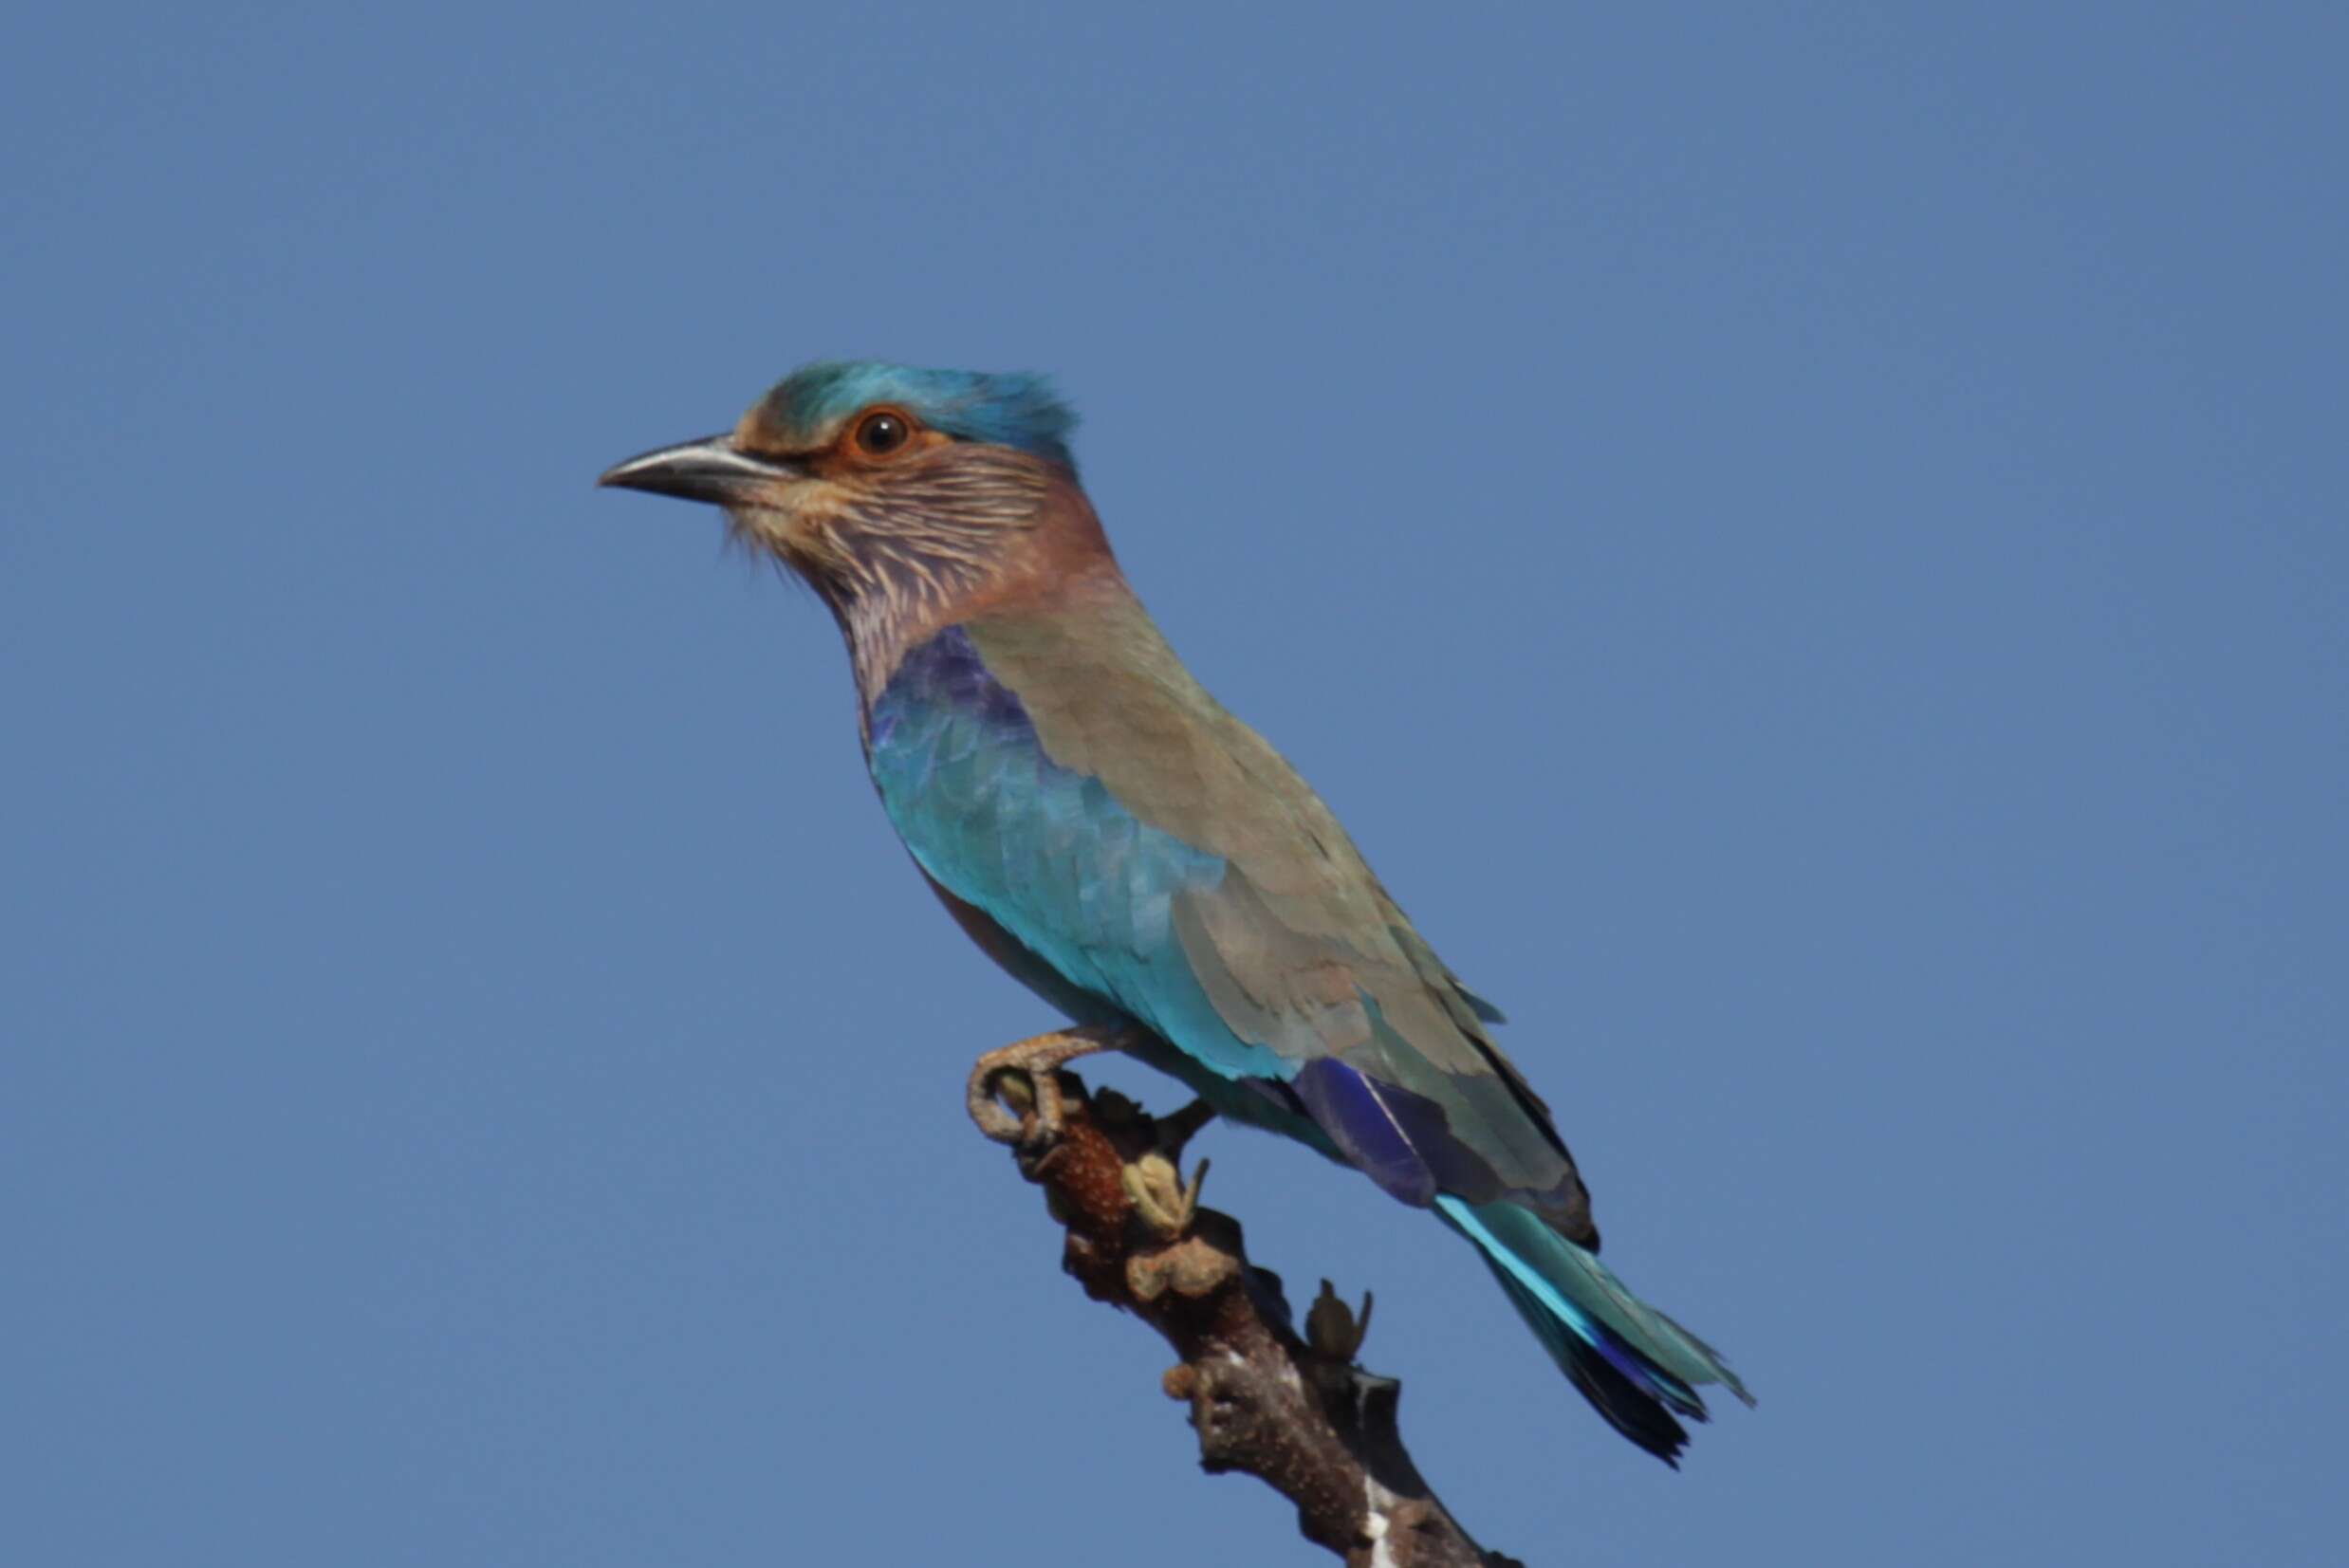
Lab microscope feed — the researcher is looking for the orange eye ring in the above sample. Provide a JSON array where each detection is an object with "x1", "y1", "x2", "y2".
[{"x1": 851, "y1": 408, "x2": 914, "y2": 457}]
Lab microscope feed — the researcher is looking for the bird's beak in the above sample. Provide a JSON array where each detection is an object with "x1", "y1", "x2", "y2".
[{"x1": 596, "y1": 435, "x2": 805, "y2": 505}]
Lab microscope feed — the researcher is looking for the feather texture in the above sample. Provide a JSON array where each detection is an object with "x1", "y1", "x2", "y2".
[
  {"x1": 609, "y1": 358, "x2": 1749, "y2": 1462},
  {"x1": 862, "y1": 610, "x2": 1748, "y2": 1460}
]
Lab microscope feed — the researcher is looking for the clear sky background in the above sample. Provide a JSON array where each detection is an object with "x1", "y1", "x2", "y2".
[{"x1": 4, "y1": 6, "x2": 2342, "y2": 1565}]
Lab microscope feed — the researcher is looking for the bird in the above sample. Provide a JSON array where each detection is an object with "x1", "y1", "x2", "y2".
[{"x1": 599, "y1": 360, "x2": 1750, "y2": 1462}]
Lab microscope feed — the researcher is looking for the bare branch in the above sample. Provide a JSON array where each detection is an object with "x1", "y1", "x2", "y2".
[{"x1": 969, "y1": 1059, "x2": 1524, "y2": 1568}]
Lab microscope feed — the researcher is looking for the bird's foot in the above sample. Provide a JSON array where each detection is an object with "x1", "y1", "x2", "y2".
[
  {"x1": 966, "y1": 1024, "x2": 1125, "y2": 1151},
  {"x1": 1122, "y1": 1151, "x2": 1210, "y2": 1240}
]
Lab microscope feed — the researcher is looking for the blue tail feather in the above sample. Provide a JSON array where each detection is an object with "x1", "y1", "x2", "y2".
[{"x1": 1436, "y1": 1194, "x2": 1750, "y2": 1465}]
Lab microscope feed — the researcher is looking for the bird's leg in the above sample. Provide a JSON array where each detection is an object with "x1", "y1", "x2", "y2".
[{"x1": 965, "y1": 1024, "x2": 1130, "y2": 1149}]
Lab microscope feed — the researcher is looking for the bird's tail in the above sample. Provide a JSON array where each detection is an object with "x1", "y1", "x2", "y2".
[{"x1": 1434, "y1": 1194, "x2": 1752, "y2": 1465}]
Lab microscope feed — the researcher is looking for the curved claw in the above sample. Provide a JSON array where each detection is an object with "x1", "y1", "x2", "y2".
[
  {"x1": 966, "y1": 1061, "x2": 1032, "y2": 1145},
  {"x1": 965, "y1": 1025, "x2": 1125, "y2": 1149}
]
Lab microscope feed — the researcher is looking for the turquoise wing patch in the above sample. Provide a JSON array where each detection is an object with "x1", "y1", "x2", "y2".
[{"x1": 868, "y1": 631, "x2": 1291, "y2": 1082}]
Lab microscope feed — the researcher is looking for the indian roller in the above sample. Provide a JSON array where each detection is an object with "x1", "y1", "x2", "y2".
[{"x1": 599, "y1": 361, "x2": 1751, "y2": 1462}]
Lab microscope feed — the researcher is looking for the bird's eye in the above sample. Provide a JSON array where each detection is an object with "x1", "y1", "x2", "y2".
[{"x1": 853, "y1": 410, "x2": 911, "y2": 456}]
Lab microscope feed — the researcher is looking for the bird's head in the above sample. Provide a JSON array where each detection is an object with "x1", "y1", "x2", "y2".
[{"x1": 599, "y1": 361, "x2": 1097, "y2": 624}]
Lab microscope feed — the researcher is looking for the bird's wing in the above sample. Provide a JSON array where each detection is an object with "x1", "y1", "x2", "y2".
[
  {"x1": 867, "y1": 625, "x2": 1289, "y2": 1083},
  {"x1": 922, "y1": 612, "x2": 1599, "y2": 1237}
]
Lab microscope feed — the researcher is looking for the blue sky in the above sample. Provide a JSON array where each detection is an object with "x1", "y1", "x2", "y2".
[{"x1": 4, "y1": 5, "x2": 2343, "y2": 1564}]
